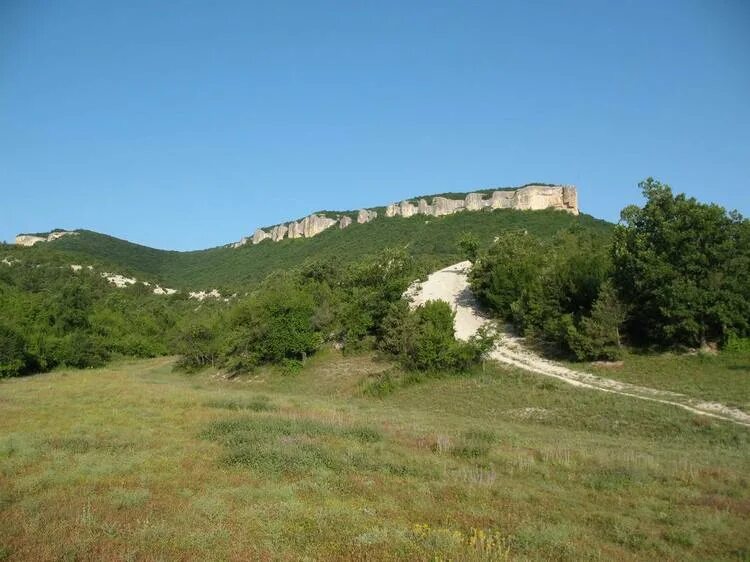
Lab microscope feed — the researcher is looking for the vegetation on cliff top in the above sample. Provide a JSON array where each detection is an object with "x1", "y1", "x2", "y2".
[{"x1": 36, "y1": 207, "x2": 609, "y2": 289}]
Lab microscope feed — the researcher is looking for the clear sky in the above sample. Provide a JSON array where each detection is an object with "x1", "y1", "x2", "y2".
[{"x1": 1, "y1": 0, "x2": 748, "y2": 250}]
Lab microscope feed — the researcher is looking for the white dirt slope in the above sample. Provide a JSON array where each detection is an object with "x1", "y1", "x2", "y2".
[{"x1": 405, "y1": 261, "x2": 750, "y2": 427}]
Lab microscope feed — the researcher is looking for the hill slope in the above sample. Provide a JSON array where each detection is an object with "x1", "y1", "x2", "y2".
[{"x1": 32, "y1": 208, "x2": 611, "y2": 289}]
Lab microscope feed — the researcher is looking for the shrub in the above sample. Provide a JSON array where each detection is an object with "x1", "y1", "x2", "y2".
[
  {"x1": 0, "y1": 325, "x2": 28, "y2": 377},
  {"x1": 174, "y1": 322, "x2": 221, "y2": 372},
  {"x1": 382, "y1": 300, "x2": 494, "y2": 372},
  {"x1": 567, "y1": 282, "x2": 626, "y2": 361},
  {"x1": 470, "y1": 228, "x2": 618, "y2": 359},
  {"x1": 55, "y1": 332, "x2": 109, "y2": 369}
]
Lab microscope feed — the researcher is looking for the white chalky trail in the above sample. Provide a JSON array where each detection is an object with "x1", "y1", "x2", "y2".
[{"x1": 406, "y1": 261, "x2": 750, "y2": 428}]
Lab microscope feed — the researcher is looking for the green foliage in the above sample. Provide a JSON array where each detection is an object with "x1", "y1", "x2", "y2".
[
  {"x1": 221, "y1": 278, "x2": 322, "y2": 373},
  {"x1": 175, "y1": 321, "x2": 221, "y2": 372},
  {"x1": 457, "y1": 232, "x2": 480, "y2": 262},
  {"x1": 470, "y1": 231, "x2": 546, "y2": 319},
  {"x1": 724, "y1": 335, "x2": 750, "y2": 354},
  {"x1": 45, "y1": 208, "x2": 610, "y2": 290},
  {"x1": 0, "y1": 255, "x2": 205, "y2": 376},
  {"x1": 470, "y1": 228, "x2": 619, "y2": 360},
  {"x1": 471, "y1": 179, "x2": 750, "y2": 359},
  {"x1": 612, "y1": 178, "x2": 750, "y2": 348},
  {"x1": 566, "y1": 282, "x2": 625, "y2": 361},
  {"x1": 382, "y1": 300, "x2": 495, "y2": 372},
  {"x1": 171, "y1": 247, "x2": 422, "y2": 374},
  {"x1": 0, "y1": 325, "x2": 27, "y2": 377}
]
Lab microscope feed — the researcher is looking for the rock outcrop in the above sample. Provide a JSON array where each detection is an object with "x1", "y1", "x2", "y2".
[
  {"x1": 252, "y1": 229, "x2": 269, "y2": 244},
  {"x1": 15, "y1": 230, "x2": 78, "y2": 246},
  {"x1": 300, "y1": 214, "x2": 337, "y2": 238},
  {"x1": 188, "y1": 289, "x2": 222, "y2": 301},
  {"x1": 101, "y1": 272, "x2": 137, "y2": 288},
  {"x1": 383, "y1": 185, "x2": 578, "y2": 218},
  {"x1": 270, "y1": 225, "x2": 288, "y2": 242},
  {"x1": 241, "y1": 213, "x2": 341, "y2": 246},
  {"x1": 357, "y1": 209, "x2": 377, "y2": 224},
  {"x1": 232, "y1": 184, "x2": 578, "y2": 247}
]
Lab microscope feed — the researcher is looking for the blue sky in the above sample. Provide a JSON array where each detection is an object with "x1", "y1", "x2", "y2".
[{"x1": 1, "y1": 0, "x2": 748, "y2": 250}]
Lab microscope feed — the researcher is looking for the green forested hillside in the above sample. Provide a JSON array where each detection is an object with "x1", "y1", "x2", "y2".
[{"x1": 27, "y1": 208, "x2": 611, "y2": 289}]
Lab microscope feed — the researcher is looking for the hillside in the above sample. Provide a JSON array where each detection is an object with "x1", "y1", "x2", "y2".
[
  {"x1": 24, "y1": 208, "x2": 612, "y2": 289},
  {"x1": 2, "y1": 353, "x2": 748, "y2": 560}
]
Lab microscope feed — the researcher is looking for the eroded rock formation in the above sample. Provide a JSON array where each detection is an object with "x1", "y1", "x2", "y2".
[
  {"x1": 15, "y1": 230, "x2": 78, "y2": 246},
  {"x1": 232, "y1": 184, "x2": 578, "y2": 247},
  {"x1": 357, "y1": 209, "x2": 377, "y2": 224},
  {"x1": 384, "y1": 185, "x2": 578, "y2": 218}
]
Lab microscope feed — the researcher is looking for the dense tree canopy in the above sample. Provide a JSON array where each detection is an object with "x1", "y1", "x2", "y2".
[
  {"x1": 3, "y1": 181, "x2": 746, "y2": 378},
  {"x1": 470, "y1": 178, "x2": 749, "y2": 359},
  {"x1": 613, "y1": 178, "x2": 750, "y2": 348}
]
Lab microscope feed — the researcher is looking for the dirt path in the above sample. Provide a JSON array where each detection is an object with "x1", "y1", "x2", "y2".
[{"x1": 405, "y1": 261, "x2": 750, "y2": 427}]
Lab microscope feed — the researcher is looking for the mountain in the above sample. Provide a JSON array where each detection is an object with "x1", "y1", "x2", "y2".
[{"x1": 10, "y1": 185, "x2": 612, "y2": 289}]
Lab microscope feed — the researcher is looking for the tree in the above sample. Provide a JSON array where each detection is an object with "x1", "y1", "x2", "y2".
[
  {"x1": 221, "y1": 279, "x2": 322, "y2": 372},
  {"x1": 567, "y1": 282, "x2": 625, "y2": 361},
  {"x1": 469, "y1": 231, "x2": 545, "y2": 319},
  {"x1": 381, "y1": 300, "x2": 494, "y2": 372},
  {"x1": 0, "y1": 325, "x2": 27, "y2": 377},
  {"x1": 457, "y1": 232, "x2": 480, "y2": 262},
  {"x1": 175, "y1": 322, "x2": 221, "y2": 371},
  {"x1": 612, "y1": 178, "x2": 750, "y2": 348}
]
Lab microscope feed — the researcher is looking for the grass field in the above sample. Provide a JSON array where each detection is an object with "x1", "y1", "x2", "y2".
[
  {"x1": 570, "y1": 350, "x2": 750, "y2": 413},
  {"x1": 1, "y1": 351, "x2": 749, "y2": 561}
]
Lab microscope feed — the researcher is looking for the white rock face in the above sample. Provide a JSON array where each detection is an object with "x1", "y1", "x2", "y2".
[
  {"x1": 233, "y1": 184, "x2": 578, "y2": 248},
  {"x1": 70, "y1": 264, "x2": 83, "y2": 272},
  {"x1": 15, "y1": 235, "x2": 46, "y2": 246},
  {"x1": 189, "y1": 289, "x2": 222, "y2": 301},
  {"x1": 270, "y1": 224, "x2": 288, "y2": 242},
  {"x1": 513, "y1": 185, "x2": 579, "y2": 215},
  {"x1": 562, "y1": 186, "x2": 578, "y2": 213},
  {"x1": 101, "y1": 273, "x2": 137, "y2": 288},
  {"x1": 286, "y1": 221, "x2": 301, "y2": 239},
  {"x1": 357, "y1": 209, "x2": 377, "y2": 224},
  {"x1": 417, "y1": 199, "x2": 432, "y2": 215},
  {"x1": 399, "y1": 201, "x2": 418, "y2": 218},
  {"x1": 383, "y1": 185, "x2": 578, "y2": 218},
  {"x1": 14, "y1": 230, "x2": 78, "y2": 246},
  {"x1": 252, "y1": 228, "x2": 270, "y2": 245},
  {"x1": 432, "y1": 197, "x2": 465, "y2": 216},
  {"x1": 153, "y1": 286, "x2": 178, "y2": 295},
  {"x1": 489, "y1": 191, "x2": 514, "y2": 209},
  {"x1": 299, "y1": 214, "x2": 337, "y2": 238},
  {"x1": 464, "y1": 192, "x2": 486, "y2": 211}
]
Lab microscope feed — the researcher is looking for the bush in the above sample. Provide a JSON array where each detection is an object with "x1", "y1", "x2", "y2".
[
  {"x1": 382, "y1": 300, "x2": 494, "y2": 372},
  {"x1": 55, "y1": 332, "x2": 109, "y2": 369},
  {"x1": 0, "y1": 325, "x2": 28, "y2": 377},
  {"x1": 613, "y1": 178, "x2": 750, "y2": 348},
  {"x1": 470, "y1": 228, "x2": 620, "y2": 360},
  {"x1": 174, "y1": 322, "x2": 221, "y2": 372},
  {"x1": 218, "y1": 279, "x2": 322, "y2": 374}
]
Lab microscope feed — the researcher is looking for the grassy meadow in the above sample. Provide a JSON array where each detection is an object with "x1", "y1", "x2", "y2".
[
  {"x1": 570, "y1": 350, "x2": 750, "y2": 413},
  {"x1": 1, "y1": 350, "x2": 749, "y2": 561}
]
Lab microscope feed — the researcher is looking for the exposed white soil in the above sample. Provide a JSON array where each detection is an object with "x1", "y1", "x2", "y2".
[{"x1": 406, "y1": 261, "x2": 750, "y2": 428}]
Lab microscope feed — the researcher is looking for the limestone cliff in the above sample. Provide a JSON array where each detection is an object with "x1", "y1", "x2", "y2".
[
  {"x1": 232, "y1": 184, "x2": 578, "y2": 247},
  {"x1": 15, "y1": 230, "x2": 78, "y2": 246}
]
